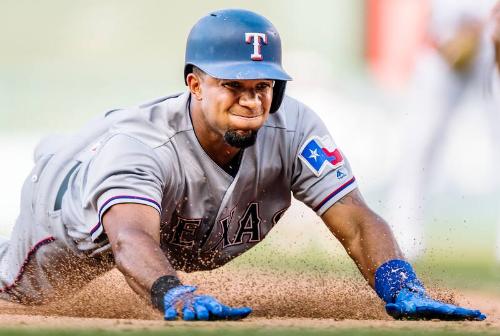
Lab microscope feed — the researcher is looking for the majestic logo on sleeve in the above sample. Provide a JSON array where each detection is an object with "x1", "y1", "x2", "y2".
[
  {"x1": 245, "y1": 33, "x2": 267, "y2": 61},
  {"x1": 298, "y1": 136, "x2": 344, "y2": 176}
]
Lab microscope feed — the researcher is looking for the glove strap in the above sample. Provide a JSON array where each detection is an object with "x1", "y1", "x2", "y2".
[
  {"x1": 374, "y1": 259, "x2": 425, "y2": 303},
  {"x1": 151, "y1": 275, "x2": 182, "y2": 312}
]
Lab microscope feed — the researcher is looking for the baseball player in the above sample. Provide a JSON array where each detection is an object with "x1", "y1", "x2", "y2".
[
  {"x1": 385, "y1": 0, "x2": 500, "y2": 260},
  {"x1": 0, "y1": 9, "x2": 486, "y2": 321},
  {"x1": 493, "y1": 2, "x2": 500, "y2": 69}
]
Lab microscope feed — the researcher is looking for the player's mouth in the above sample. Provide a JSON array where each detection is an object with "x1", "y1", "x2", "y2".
[
  {"x1": 228, "y1": 111, "x2": 264, "y2": 120},
  {"x1": 229, "y1": 115, "x2": 264, "y2": 124},
  {"x1": 227, "y1": 109, "x2": 266, "y2": 129}
]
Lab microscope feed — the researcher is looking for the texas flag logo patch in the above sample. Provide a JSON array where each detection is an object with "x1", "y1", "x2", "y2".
[{"x1": 298, "y1": 136, "x2": 344, "y2": 176}]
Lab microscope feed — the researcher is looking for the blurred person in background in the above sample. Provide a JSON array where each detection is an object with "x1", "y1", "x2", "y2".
[
  {"x1": 494, "y1": 1, "x2": 500, "y2": 70},
  {"x1": 492, "y1": 0, "x2": 500, "y2": 259},
  {"x1": 384, "y1": 0, "x2": 499, "y2": 260}
]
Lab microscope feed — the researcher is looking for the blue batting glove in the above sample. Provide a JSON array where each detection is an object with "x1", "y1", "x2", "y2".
[
  {"x1": 385, "y1": 288, "x2": 486, "y2": 321},
  {"x1": 163, "y1": 285, "x2": 252, "y2": 321},
  {"x1": 375, "y1": 259, "x2": 486, "y2": 321}
]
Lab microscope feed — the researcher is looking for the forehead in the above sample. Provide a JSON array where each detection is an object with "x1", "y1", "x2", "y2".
[{"x1": 204, "y1": 75, "x2": 273, "y2": 85}]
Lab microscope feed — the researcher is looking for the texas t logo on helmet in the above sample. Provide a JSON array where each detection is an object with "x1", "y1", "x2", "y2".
[{"x1": 245, "y1": 33, "x2": 268, "y2": 61}]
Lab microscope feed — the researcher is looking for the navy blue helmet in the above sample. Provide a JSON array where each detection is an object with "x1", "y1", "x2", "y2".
[{"x1": 185, "y1": 9, "x2": 292, "y2": 113}]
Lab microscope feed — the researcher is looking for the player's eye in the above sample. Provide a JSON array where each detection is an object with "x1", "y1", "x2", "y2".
[
  {"x1": 255, "y1": 82, "x2": 272, "y2": 91},
  {"x1": 222, "y1": 82, "x2": 242, "y2": 90}
]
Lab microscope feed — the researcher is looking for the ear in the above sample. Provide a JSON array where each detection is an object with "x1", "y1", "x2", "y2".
[{"x1": 186, "y1": 73, "x2": 202, "y2": 100}]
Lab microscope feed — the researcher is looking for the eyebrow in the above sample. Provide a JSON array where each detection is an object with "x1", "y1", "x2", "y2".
[{"x1": 220, "y1": 79, "x2": 273, "y2": 84}]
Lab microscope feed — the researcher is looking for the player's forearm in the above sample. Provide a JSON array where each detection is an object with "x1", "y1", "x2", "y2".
[
  {"x1": 494, "y1": 27, "x2": 500, "y2": 71},
  {"x1": 112, "y1": 228, "x2": 178, "y2": 299},
  {"x1": 348, "y1": 213, "x2": 404, "y2": 287},
  {"x1": 495, "y1": 42, "x2": 500, "y2": 71},
  {"x1": 493, "y1": 2, "x2": 500, "y2": 71},
  {"x1": 322, "y1": 190, "x2": 404, "y2": 287}
]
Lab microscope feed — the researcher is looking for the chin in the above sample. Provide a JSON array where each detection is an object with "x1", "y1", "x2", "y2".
[
  {"x1": 224, "y1": 129, "x2": 258, "y2": 148},
  {"x1": 234, "y1": 129, "x2": 254, "y2": 136}
]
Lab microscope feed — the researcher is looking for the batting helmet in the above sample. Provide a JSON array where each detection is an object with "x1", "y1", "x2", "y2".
[{"x1": 184, "y1": 9, "x2": 292, "y2": 113}]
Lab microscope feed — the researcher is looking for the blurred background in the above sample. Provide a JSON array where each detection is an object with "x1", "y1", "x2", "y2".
[{"x1": 1, "y1": 0, "x2": 500, "y2": 294}]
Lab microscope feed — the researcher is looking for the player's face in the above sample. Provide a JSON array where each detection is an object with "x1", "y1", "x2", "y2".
[{"x1": 197, "y1": 75, "x2": 274, "y2": 145}]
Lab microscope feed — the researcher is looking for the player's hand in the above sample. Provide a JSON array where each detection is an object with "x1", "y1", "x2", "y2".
[
  {"x1": 163, "y1": 285, "x2": 252, "y2": 321},
  {"x1": 385, "y1": 288, "x2": 486, "y2": 321}
]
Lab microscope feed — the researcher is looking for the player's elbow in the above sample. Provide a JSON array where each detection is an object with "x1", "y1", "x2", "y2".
[
  {"x1": 111, "y1": 229, "x2": 135, "y2": 270},
  {"x1": 113, "y1": 229, "x2": 132, "y2": 252},
  {"x1": 111, "y1": 228, "x2": 150, "y2": 272}
]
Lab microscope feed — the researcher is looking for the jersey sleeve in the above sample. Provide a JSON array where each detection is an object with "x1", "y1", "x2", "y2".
[
  {"x1": 290, "y1": 107, "x2": 357, "y2": 216},
  {"x1": 82, "y1": 133, "x2": 169, "y2": 241}
]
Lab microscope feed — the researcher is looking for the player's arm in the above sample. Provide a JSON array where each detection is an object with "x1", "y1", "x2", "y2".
[
  {"x1": 493, "y1": 1, "x2": 500, "y2": 70},
  {"x1": 102, "y1": 203, "x2": 251, "y2": 321},
  {"x1": 102, "y1": 203, "x2": 177, "y2": 299},
  {"x1": 434, "y1": 19, "x2": 482, "y2": 71},
  {"x1": 321, "y1": 188, "x2": 402, "y2": 286},
  {"x1": 322, "y1": 188, "x2": 486, "y2": 321}
]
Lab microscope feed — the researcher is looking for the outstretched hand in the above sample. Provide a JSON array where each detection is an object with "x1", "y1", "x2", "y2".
[
  {"x1": 163, "y1": 285, "x2": 252, "y2": 321},
  {"x1": 385, "y1": 288, "x2": 486, "y2": 321}
]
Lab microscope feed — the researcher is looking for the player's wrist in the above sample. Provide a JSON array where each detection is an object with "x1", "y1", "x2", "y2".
[
  {"x1": 374, "y1": 259, "x2": 425, "y2": 304},
  {"x1": 151, "y1": 275, "x2": 183, "y2": 312}
]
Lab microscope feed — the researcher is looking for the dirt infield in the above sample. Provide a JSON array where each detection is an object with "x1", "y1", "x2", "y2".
[{"x1": 0, "y1": 268, "x2": 498, "y2": 332}]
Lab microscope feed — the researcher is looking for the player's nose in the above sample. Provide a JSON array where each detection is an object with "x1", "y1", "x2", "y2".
[{"x1": 238, "y1": 91, "x2": 262, "y2": 113}]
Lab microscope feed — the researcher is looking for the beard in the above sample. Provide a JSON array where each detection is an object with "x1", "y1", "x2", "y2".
[{"x1": 224, "y1": 130, "x2": 258, "y2": 148}]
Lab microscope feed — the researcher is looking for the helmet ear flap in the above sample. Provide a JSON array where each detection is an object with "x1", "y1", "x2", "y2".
[{"x1": 270, "y1": 81, "x2": 286, "y2": 113}]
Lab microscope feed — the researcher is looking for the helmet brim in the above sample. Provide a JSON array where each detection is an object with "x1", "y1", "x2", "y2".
[{"x1": 190, "y1": 61, "x2": 292, "y2": 81}]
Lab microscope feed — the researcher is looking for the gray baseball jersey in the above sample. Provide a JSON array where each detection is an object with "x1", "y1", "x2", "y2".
[
  {"x1": 62, "y1": 91, "x2": 357, "y2": 270},
  {"x1": 0, "y1": 91, "x2": 356, "y2": 303}
]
